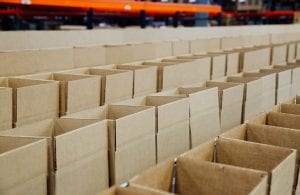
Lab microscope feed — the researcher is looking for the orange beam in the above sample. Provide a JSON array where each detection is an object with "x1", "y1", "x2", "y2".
[{"x1": 0, "y1": 0, "x2": 221, "y2": 14}]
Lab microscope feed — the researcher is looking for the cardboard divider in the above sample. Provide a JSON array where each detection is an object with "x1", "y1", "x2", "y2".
[
  {"x1": 271, "y1": 44, "x2": 288, "y2": 66},
  {"x1": 189, "y1": 38, "x2": 221, "y2": 54},
  {"x1": 18, "y1": 72, "x2": 101, "y2": 116},
  {"x1": 100, "y1": 184, "x2": 171, "y2": 195},
  {"x1": 142, "y1": 57, "x2": 210, "y2": 91},
  {"x1": 0, "y1": 87, "x2": 12, "y2": 131},
  {"x1": 152, "y1": 85, "x2": 221, "y2": 148},
  {"x1": 131, "y1": 157, "x2": 268, "y2": 195},
  {"x1": 0, "y1": 136, "x2": 48, "y2": 195},
  {"x1": 177, "y1": 53, "x2": 226, "y2": 79},
  {"x1": 0, "y1": 77, "x2": 59, "y2": 127},
  {"x1": 58, "y1": 67, "x2": 133, "y2": 105},
  {"x1": 115, "y1": 96, "x2": 190, "y2": 163},
  {"x1": 181, "y1": 137, "x2": 297, "y2": 195},
  {"x1": 209, "y1": 50, "x2": 240, "y2": 76},
  {"x1": 100, "y1": 64, "x2": 158, "y2": 98},
  {"x1": 172, "y1": 40, "x2": 190, "y2": 56},
  {"x1": 214, "y1": 76, "x2": 263, "y2": 122},
  {"x1": 288, "y1": 43, "x2": 297, "y2": 64},
  {"x1": 63, "y1": 105, "x2": 156, "y2": 185},
  {"x1": 0, "y1": 118, "x2": 108, "y2": 195},
  {"x1": 72, "y1": 45, "x2": 106, "y2": 68},
  {"x1": 221, "y1": 123, "x2": 300, "y2": 193}
]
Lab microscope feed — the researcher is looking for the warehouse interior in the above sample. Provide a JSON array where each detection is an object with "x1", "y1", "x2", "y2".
[{"x1": 1, "y1": 0, "x2": 300, "y2": 195}]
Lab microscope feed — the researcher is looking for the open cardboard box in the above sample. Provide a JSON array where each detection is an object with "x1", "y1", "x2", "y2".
[
  {"x1": 151, "y1": 85, "x2": 220, "y2": 148},
  {"x1": 0, "y1": 136, "x2": 48, "y2": 195},
  {"x1": 131, "y1": 157, "x2": 268, "y2": 195},
  {"x1": 214, "y1": 76, "x2": 263, "y2": 122},
  {"x1": 18, "y1": 72, "x2": 101, "y2": 116},
  {"x1": 63, "y1": 105, "x2": 156, "y2": 185},
  {"x1": 115, "y1": 96, "x2": 190, "y2": 162},
  {"x1": 177, "y1": 53, "x2": 226, "y2": 79},
  {"x1": 72, "y1": 45, "x2": 106, "y2": 68},
  {"x1": 142, "y1": 57, "x2": 210, "y2": 91},
  {"x1": 181, "y1": 137, "x2": 297, "y2": 195},
  {"x1": 100, "y1": 184, "x2": 171, "y2": 195},
  {"x1": 209, "y1": 50, "x2": 240, "y2": 76},
  {"x1": 99, "y1": 64, "x2": 158, "y2": 98},
  {"x1": 221, "y1": 123, "x2": 300, "y2": 193},
  {"x1": 0, "y1": 77, "x2": 59, "y2": 127},
  {"x1": 0, "y1": 118, "x2": 108, "y2": 195},
  {"x1": 59, "y1": 67, "x2": 133, "y2": 105},
  {"x1": 271, "y1": 44, "x2": 288, "y2": 66},
  {"x1": 0, "y1": 86, "x2": 12, "y2": 130}
]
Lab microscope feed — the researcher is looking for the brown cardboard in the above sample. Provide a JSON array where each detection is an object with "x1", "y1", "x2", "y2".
[
  {"x1": 0, "y1": 136, "x2": 48, "y2": 195},
  {"x1": 142, "y1": 57, "x2": 210, "y2": 91},
  {"x1": 190, "y1": 38, "x2": 221, "y2": 53},
  {"x1": 209, "y1": 50, "x2": 240, "y2": 76},
  {"x1": 116, "y1": 96, "x2": 190, "y2": 162},
  {"x1": 152, "y1": 41, "x2": 173, "y2": 59},
  {"x1": 0, "y1": 118, "x2": 108, "y2": 195},
  {"x1": 153, "y1": 85, "x2": 221, "y2": 148},
  {"x1": 100, "y1": 184, "x2": 171, "y2": 195},
  {"x1": 131, "y1": 157, "x2": 268, "y2": 195},
  {"x1": 59, "y1": 67, "x2": 133, "y2": 105},
  {"x1": 240, "y1": 47, "x2": 271, "y2": 72},
  {"x1": 172, "y1": 40, "x2": 190, "y2": 56},
  {"x1": 64, "y1": 105, "x2": 156, "y2": 185},
  {"x1": 206, "y1": 81, "x2": 244, "y2": 132},
  {"x1": 104, "y1": 44, "x2": 134, "y2": 65},
  {"x1": 73, "y1": 45, "x2": 106, "y2": 68},
  {"x1": 288, "y1": 43, "x2": 297, "y2": 64},
  {"x1": 0, "y1": 87, "x2": 12, "y2": 130},
  {"x1": 181, "y1": 137, "x2": 297, "y2": 195},
  {"x1": 18, "y1": 72, "x2": 101, "y2": 116},
  {"x1": 102, "y1": 64, "x2": 158, "y2": 98},
  {"x1": 271, "y1": 44, "x2": 288, "y2": 66},
  {"x1": 0, "y1": 77, "x2": 59, "y2": 127}
]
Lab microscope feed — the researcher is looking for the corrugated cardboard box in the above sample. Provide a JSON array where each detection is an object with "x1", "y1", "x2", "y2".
[
  {"x1": 221, "y1": 123, "x2": 300, "y2": 193},
  {"x1": 0, "y1": 86, "x2": 12, "y2": 130},
  {"x1": 100, "y1": 184, "x2": 171, "y2": 195},
  {"x1": 104, "y1": 44, "x2": 134, "y2": 64},
  {"x1": 205, "y1": 81, "x2": 244, "y2": 132},
  {"x1": 172, "y1": 40, "x2": 190, "y2": 56},
  {"x1": 181, "y1": 137, "x2": 297, "y2": 195},
  {"x1": 271, "y1": 44, "x2": 288, "y2": 66},
  {"x1": 116, "y1": 96, "x2": 190, "y2": 162},
  {"x1": 142, "y1": 57, "x2": 210, "y2": 91},
  {"x1": 152, "y1": 85, "x2": 221, "y2": 148},
  {"x1": 131, "y1": 158, "x2": 268, "y2": 195},
  {"x1": 190, "y1": 38, "x2": 221, "y2": 54},
  {"x1": 59, "y1": 67, "x2": 133, "y2": 105},
  {"x1": 151, "y1": 41, "x2": 173, "y2": 59},
  {"x1": 18, "y1": 72, "x2": 101, "y2": 116},
  {"x1": 100, "y1": 64, "x2": 158, "y2": 98},
  {"x1": 0, "y1": 118, "x2": 108, "y2": 195},
  {"x1": 0, "y1": 77, "x2": 59, "y2": 127},
  {"x1": 177, "y1": 53, "x2": 226, "y2": 79},
  {"x1": 64, "y1": 105, "x2": 156, "y2": 185},
  {"x1": 0, "y1": 136, "x2": 48, "y2": 195},
  {"x1": 73, "y1": 45, "x2": 106, "y2": 68}
]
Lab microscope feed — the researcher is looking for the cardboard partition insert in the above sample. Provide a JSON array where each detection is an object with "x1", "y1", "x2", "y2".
[
  {"x1": 131, "y1": 157, "x2": 268, "y2": 195},
  {"x1": 239, "y1": 47, "x2": 271, "y2": 72},
  {"x1": 64, "y1": 105, "x2": 156, "y2": 185},
  {"x1": 73, "y1": 45, "x2": 106, "y2": 68},
  {"x1": 0, "y1": 118, "x2": 108, "y2": 195},
  {"x1": 0, "y1": 86, "x2": 12, "y2": 130},
  {"x1": 181, "y1": 137, "x2": 297, "y2": 195},
  {"x1": 271, "y1": 44, "x2": 288, "y2": 66},
  {"x1": 209, "y1": 50, "x2": 240, "y2": 76},
  {"x1": 0, "y1": 136, "x2": 48, "y2": 195},
  {"x1": 0, "y1": 77, "x2": 59, "y2": 127},
  {"x1": 100, "y1": 184, "x2": 171, "y2": 195}
]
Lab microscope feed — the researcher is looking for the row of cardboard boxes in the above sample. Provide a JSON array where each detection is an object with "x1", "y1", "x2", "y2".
[
  {"x1": 101, "y1": 97, "x2": 300, "y2": 195},
  {"x1": 0, "y1": 36, "x2": 299, "y2": 77},
  {"x1": 0, "y1": 61, "x2": 300, "y2": 195},
  {"x1": 0, "y1": 44, "x2": 299, "y2": 130}
]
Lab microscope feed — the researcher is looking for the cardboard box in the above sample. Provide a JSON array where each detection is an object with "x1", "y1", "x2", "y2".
[
  {"x1": 190, "y1": 38, "x2": 221, "y2": 54},
  {"x1": 210, "y1": 50, "x2": 240, "y2": 76},
  {"x1": 0, "y1": 87, "x2": 12, "y2": 130},
  {"x1": 181, "y1": 137, "x2": 297, "y2": 195},
  {"x1": 221, "y1": 123, "x2": 300, "y2": 193},
  {"x1": 239, "y1": 47, "x2": 271, "y2": 72},
  {"x1": 271, "y1": 44, "x2": 288, "y2": 66},
  {"x1": 116, "y1": 96, "x2": 190, "y2": 162},
  {"x1": 131, "y1": 157, "x2": 268, "y2": 195},
  {"x1": 153, "y1": 85, "x2": 221, "y2": 148},
  {"x1": 177, "y1": 53, "x2": 226, "y2": 79},
  {"x1": 100, "y1": 64, "x2": 158, "y2": 98},
  {"x1": 172, "y1": 40, "x2": 190, "y2": 56},
  {"x1": 0, "y1": 118, "x2": 109, "y2": 195},
  {"x1": 0, "y1": 77, "x2": 59, "y2": 127},
  {"x1": 59, "y1": 68, "x2": 133, "y2": 105},
  {"x1": 215, "y1": 76, "x2": 263, "y2": 122},
  {"x1": 296, "y1": 42, "x2": 300, "y2": 61},
  {"x1": 64, "y1": 105, "x2": 156, "y2": 185},
  {"x1": 142, "y1": 57, "x2": 210, "y2": 91},
  {"x1": 151, "y1": 41, "x2": 173, "y2": 59},
  {"x1": 18, "y1": 72, "x2": 101, "y2": 116},
  {"x1": 73, "y1": 45, "x2": 106, "y2": 68},
  {"x1": 205, "y1": 81, "x2": 244, "y2": 132},
  {"x1": 104, "y1": 44, "x2": 134, "y2": 64},
  {"x1": 100, "y1": 184, "x2": 171, "y2": 195},
  {"x1": 288, "y1": 43, "x2": 297, "y2": 64},
  {"x1": 0, "y1": 136, "x2": 48, "y2": 195}
]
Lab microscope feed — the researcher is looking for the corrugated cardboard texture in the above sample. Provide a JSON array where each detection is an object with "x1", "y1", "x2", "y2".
[
  {"x1": 181, "y1": 137, "x2": 296, "y2": 194},
  {"x1": 131, "y1": 158, "x2": 268, "y2": 195},
  {"x1": 271, "y1": 44, "x2": 288, "y2": 66},
  {"x1": 0, "y1": 87, "x2": 12, "y2": 130},
  {"x1": 267, "y1": 112, "x2": 300, "y2": 130},
  {"x1": 4, "y1": 77, "x2": 60, "y2": 126},
  {"x1": 0, "y1": 137, "x2": 48, "y2": 195},
  {"x1": 73, "y1": 45, "x2": 106, "y2": 68},
  {"x1": 100, "y1": 184, "x2": 171, "y2": 195}
]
